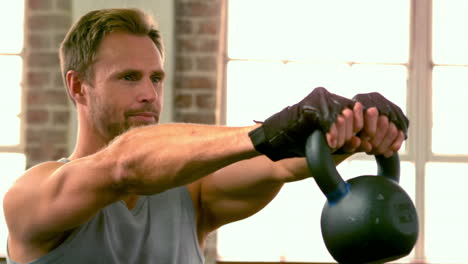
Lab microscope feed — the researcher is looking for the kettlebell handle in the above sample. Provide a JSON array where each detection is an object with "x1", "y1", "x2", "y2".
[{"x1": 305, "y1": 130, "x2": 400, "y2": 203}]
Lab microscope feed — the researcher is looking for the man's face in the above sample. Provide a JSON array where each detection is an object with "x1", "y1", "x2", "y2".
[{"x1": 85, "y1": 31, "x2": 165, "y2": 141}]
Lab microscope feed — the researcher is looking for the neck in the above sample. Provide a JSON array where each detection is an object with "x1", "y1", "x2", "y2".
[
  {"x1": 123, "y1": 195, "x2": 140, "y2": 210},
  {"x1": 68, "y1": 112, "x2": 109, "y2": 160}
]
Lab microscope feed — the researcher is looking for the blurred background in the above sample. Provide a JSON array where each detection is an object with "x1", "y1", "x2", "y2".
[{"x1": 0, "y1": 0, "x2": 466, "y2": 263}]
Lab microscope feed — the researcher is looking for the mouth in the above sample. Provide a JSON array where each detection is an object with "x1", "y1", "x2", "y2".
[{"x1": 127, "y1": 112, "x2": 158, "y2": 123}]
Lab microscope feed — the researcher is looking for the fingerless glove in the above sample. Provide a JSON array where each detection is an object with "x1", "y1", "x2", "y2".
[
  {"x1": 353, "y1": 92, "x2": 409, "y2": 138},
  {"x1": 249, "y1": 87, "x2": 354, "y2": 161}
]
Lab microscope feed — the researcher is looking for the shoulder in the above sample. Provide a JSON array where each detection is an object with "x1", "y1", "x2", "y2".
[
  {"x1": 7, "y1": 161, "x2": 65, "y2": 193},
  {"x1": 3, "y1": 161, "x2": 65, "y2": 235},
  {"x1": 7, "y1": 161, "x2": 66, "y2": 195}
]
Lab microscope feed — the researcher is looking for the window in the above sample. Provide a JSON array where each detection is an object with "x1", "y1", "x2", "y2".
[
  {"x1": 219, "y1": 0, "x2": 467, "y2": 263},
  {"x1": 0, "y1": 0, "x2": 26, "y2": 257}
]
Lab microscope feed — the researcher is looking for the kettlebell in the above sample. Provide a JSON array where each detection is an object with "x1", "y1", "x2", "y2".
[{"x1": 305, "y1": 130, "x2": 418, "y2": 264}]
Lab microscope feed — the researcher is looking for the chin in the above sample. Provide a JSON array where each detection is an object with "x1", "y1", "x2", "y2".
[{"x1": 129, "y1": 120, "x2": 157, "y2": 128}]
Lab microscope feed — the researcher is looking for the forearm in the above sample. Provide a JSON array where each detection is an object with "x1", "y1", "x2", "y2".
[
  {"x1": 110, "y1": 123, "x2": 260, "y2": 194},
  {"x1": 203, "y1": 151, "x2": 354, "y2": 198},
  {"x1": 272, "y1": 152, "x2": 353, "y2": 183},
  {"x1": 205, "y1": 156, "x2": 284, "y2": 198},
  {"x1": 197, "y1": 154, "x2": 352, "y2": 227}
]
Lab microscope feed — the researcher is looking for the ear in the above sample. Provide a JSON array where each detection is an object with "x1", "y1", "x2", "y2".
[{"x1": 66, "y1": 70, "x2": 87, "y2": 105}]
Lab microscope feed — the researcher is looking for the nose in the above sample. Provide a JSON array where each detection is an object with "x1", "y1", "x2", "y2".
[{"x1": 137, "y1": 79, "x2": 159, "y2": 103}]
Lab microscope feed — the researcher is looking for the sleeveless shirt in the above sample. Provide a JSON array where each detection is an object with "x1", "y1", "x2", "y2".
[{"x1": 6, "y1": 159, "x2": 204, "y2": 264}]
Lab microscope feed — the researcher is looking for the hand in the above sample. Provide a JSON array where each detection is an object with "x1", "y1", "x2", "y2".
[
  {"x1": 249, "y1": 87, "x2": 355, "y2": 161},
  {"x1": 326, "y1": 102, "x2": 364, "y2": 153},
  {"x1": 351, "y1": 92, "x2": 409, "y2": 157}
]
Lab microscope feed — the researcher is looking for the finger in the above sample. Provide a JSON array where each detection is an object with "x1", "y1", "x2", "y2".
[
  {"x1": 353, "y1": 102, "x2": 364, "y2": 134},
  {"x1": 326, "y1": 123, "x2": 338, "y2": 149},
  {"x1": 356, "y1": 138, "x2": 373, "y2": 153},
  {"x1": 341, "y1": 136, "x2": 362, "y2": 153},
  {"x1": 375, "y1": 122, "x2": 399, "y2": 154},
  {"x1": 383, "y1": 149, "x2": 395, "y2": 158},
  {"x1": 390, "y1": 131, "x2": 405, "y2": 152},
  {"x1": 335, "y1": 114, "x2": 346, "y2": 149},
  {"x1": 342, "y1": 108, "x2": 354, "y2": 142},
  {"x1": 362, "y1": 107, "x2": 379, "y2": 138},
  {"x1": 370, "y1": 115, "x2": 390, "y2": 147}
]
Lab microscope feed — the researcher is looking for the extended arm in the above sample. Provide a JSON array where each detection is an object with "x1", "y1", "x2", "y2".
[{"x1": 4, "y1": 123, "x2": 261, "y2": 245}]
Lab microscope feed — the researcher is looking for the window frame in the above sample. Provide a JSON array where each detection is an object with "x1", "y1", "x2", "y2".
[
  {"x1": 0, "y1": 2, "x2": 26, "y2": 258},
  {"x1": 220, "y1": 0, "x2": 468, "y2": 263},
  {"x1": 0, "y1": 51, "x2": 25, "y2": 155}
]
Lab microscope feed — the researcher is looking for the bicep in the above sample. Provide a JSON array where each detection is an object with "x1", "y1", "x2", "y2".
[{"x1": 4, "y1": 157, "x2": 123, "y2": 241}]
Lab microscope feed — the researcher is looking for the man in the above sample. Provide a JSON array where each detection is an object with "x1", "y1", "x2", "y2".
[{"x1": 3, "y1": 8, "x2": 408, "y2": 264}]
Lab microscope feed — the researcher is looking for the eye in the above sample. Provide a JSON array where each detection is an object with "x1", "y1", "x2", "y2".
[
  {"x1": 151, "y1": 76, "x2": 162, "y2": 83},
  {"x1": 123, "y1": 74, "x2": 137, "y2": 81}
]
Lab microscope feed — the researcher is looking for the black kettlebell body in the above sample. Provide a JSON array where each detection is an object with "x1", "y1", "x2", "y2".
[
  {"x1": 306, "y1": 130, "x2": 418, "y2": 264},
  {"x1": 322, "y1": 176, "x2": 418, "y2": 263}
]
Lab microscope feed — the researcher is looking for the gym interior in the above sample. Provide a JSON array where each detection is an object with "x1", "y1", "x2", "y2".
[{"x1": 0, "y1": 0, "x2": 464, "y2": 263}]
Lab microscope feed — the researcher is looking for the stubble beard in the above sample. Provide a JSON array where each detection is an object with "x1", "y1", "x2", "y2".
[
  {"x1": 88, "y1": 91, "x2": 160, "y2": 142},
  {"x1": 89, "y1": 97, "x2": 150, "y2": 143}
]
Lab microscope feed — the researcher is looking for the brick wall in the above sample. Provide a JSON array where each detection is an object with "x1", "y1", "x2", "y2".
[
  {"x1": 174, "y1": 1, "x2": 224, "y2": 262},
  {"x1": 24, "y1": 0, "x2": 72, "y2": 168},
  {"x1": 174, "y1": 0, "x2": 223, "y2": 125}
]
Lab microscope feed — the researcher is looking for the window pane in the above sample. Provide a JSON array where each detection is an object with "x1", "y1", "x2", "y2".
[
  {"x1": 228, "y1": 0, "x2": 409, "y2": 63},
  {"x1": 0, "y1": 118, "x2": 21, "y2": 146},
  {"x1": 425, "y1": 163, "x2": 468, "y2": 263},
  {"x1": 432, "y1": 66, "x2": 468, "y2": 154},
  {"x1": 217, "y1": 159, "x2": 415, "y2": 262},
  {"x1": 433, "y1": 0, "x2": 468, "y2": 64},
  {"x1": 0, "y1": 153, "x2": 26, "y2": 257},
  {"x1": 228, "y1": 0, "x2": 285, "y2": 60},
  {"x1": 217, "y1": 178, "x2": 332, "y2": 262},
  {"x1": 0, "y1": 56, "x2": 22, "y2": 145},
  {"x1": 227, "y1": 61, "x2": 407, "y2": 126},
  {"x1": 286, "y1": 63, "x2": 407, "y2": 112},
  {"x1": 226, "y1": 61, "x2": 289, "y2": 126},
  {"x1": 285, "y1": 0, "x2": 409, "y2": 62},
  {"x1": 348, "y1": 65, "x2": 408, "y2": 113},
  {"x1": 0, "y1": 0, "x2": 24, "y2": 53},
  {"x1": 285, "y1": 63, "x2": 407, "y2": 153},
  {"x1": 284, "y1": 62, "x2": 351, "y2": 94}
]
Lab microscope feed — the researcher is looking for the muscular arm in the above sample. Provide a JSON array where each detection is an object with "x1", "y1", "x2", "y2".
[
  {"x1": 196, "y1": 153, "x2": 352, "y2": 237},
  {"x1": 4, "y1": 123, "x2": 260, "y2": 245},
  {"x1": 112, "y1": 123, "x2": 259, "y2": 193}
]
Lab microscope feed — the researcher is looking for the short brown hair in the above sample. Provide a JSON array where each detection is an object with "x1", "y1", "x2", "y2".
[{"x1": 59, "y1": 8, "x2": 164, "y2": 103}]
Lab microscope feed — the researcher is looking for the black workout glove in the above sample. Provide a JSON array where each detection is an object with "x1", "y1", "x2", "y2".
[
  {"x1": 353, "y1": 92, "x2": 409, "y2": 138},
  {"x1": 249, "y1": 87, "x2": 354, "y2": 161}
]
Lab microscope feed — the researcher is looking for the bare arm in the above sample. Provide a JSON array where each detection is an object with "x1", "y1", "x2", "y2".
[
  {"x1": 113, "y1": 123, "x2": 261, "y2": 193},
  {"x1": 4, "y1": 123, "x2": 260, "y2": 243},
  {"x1": 196, "y1": 153, "x2": 352, "y2": 235}
]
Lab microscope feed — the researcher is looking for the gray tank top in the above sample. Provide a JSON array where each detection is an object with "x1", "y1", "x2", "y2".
[{"x1": 7, "y1": 160, "x2": 204, "y2": 264}]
